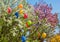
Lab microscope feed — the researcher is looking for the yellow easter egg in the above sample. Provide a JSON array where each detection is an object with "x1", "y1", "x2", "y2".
[
  {"x1": 19, "y1": 10, "x2": 24, "y2": 14},
  {"x1": 42, "y1": 32, "x2": 47, "y2": 38}
]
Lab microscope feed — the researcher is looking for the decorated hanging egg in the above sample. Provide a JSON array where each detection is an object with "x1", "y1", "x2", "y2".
[
  {"x1": 7, "y1": 7, "x2": 12, "y2": 14},
  {"x1": 36, "y1": 16, "x2": 38, "y2": 18},
  {"x1": 24, "y1": 13, "x2": 28, "y2": 19},
  {"x1": 42, "y1": 32, "x2": 47, "y2": 38},
  {"x1": 18, "y1": 4, "x2": 23, "y2": 8},
  {"x1": 19, "y1": 10, "x2": 24, "y2": 14},
  {"x1": 38, "y1": 32, "x2": 40, "y2": 38},
  {"x1": 26, "y1": 31, "x2": 30, "y2": 36},
  {"x1": 15, "y1": 12, "x2": 19, "y2": 18},
  {"x1": 27, "y1": 20, "x2": 32, "y2": 26},
  {"x1": 26, "y1": 22, "x2": 29, "y2": 28},
  {"x1": 21, "y1": 36, "x2": 26, "y2": 42}
]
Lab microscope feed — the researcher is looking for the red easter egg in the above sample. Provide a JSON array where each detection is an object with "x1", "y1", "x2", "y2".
[
  {"x1": 24, "y1": 13, "x2": 28, "y2": 19},
  {"x1": 7, "y1": 7, "x2": 12, "y2": 14},
  {"x1": 26, "y1": 22, "x2": 29, "y2": 28}
]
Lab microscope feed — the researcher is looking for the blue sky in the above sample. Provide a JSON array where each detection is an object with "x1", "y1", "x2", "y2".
[
  {"x1": 44, "y1": 0, "x2": 60, "y2": 13},
  {"x1": 27, "y1": 0, "x2": 60, "y2": 13},
  {"x1": 27, "y1": 0, "x2": 60, "y2": 20}
]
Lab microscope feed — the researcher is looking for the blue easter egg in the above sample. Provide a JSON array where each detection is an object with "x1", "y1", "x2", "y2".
[
  {"x1": 15, "y1": 12, "x2": 19, "y2": 18},
  {"x1": 21, "y1": 36, "x2": 26, "y2": 42}
]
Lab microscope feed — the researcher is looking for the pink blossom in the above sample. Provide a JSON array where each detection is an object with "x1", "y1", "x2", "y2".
[{"x1": 34, "y1": 3, "x2": 58, "y2": 27}]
